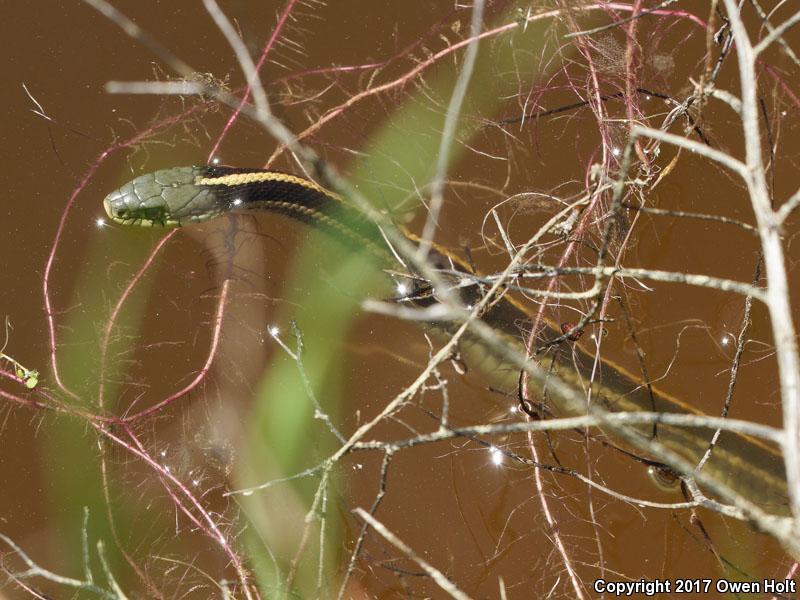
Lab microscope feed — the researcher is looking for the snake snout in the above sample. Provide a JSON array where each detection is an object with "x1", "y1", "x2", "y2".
[
  {"x1": 103, "y1": 191, "x2": 120, "y2": 221},
  {"x1": 103, "y1": 187, "x2": 135, "y2": 224}
]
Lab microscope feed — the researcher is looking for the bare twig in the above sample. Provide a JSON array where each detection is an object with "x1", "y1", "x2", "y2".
[
  {"x1": 354, "y1": 508, "x2": 473, "y2": 600},
  {"x1": 721, "y1": 0, "x2": 800, "y2": 523},
  {"x1": 418, "y1": 0, "x2": 485, "y2": 260}
]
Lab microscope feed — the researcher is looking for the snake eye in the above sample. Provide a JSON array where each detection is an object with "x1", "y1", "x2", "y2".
[{"x1": 647, "y1": 464, "x2": 680, "y2": 491}]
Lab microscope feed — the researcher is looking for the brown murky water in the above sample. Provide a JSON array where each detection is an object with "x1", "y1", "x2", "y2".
[{"x1": 1, "y1": 1, "x2": 799, "y2": 599}]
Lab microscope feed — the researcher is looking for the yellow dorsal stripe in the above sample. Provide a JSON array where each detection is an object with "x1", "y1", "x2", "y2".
[{"x1": 196, "y1": 171, "x2": 343, "y2": 202}]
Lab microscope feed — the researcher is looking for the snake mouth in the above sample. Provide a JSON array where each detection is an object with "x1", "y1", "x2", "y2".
[{"x1": 102, "y1": 186, "x2": 185, "y2": 227}]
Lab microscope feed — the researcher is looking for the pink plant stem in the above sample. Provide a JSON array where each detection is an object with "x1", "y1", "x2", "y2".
[
  {"x1": 525, "y1": 426, "x2": 589, "y2": 598},
  {"x1": 271, "y1": 4, "x2": 472, "y2": 87},
  {"x1": 264, "y1": 4, "x2": 705, "y2": 167},
  {"x1": 770, "y1": 563, "x2": 798, "y2": 600},
  {"x1": 43, "y1": 107, "x2": 202, "y2": 402},
  {"x1": 208, "y1": 0, "x2": 302, "y2": 160},
  {"x1": 121, "y1": 425, "x2": 208, "y2": 533},
  {"x1": 98, "y1": 230, "x2": 177, "y2": 408},
  {"x1": 624, "y1": 0, "x2": 649, "y2": 164},
  {"x1": 0, "y1": 387, "x2": 48, "y2": 411},
  {"x1": 761, "y1": 63, "x2": 800, "y2": 109},
  {"x1": 210, "y1": 1, "x2": 476, "y2": 161},
  {"x1": 124, "y1": 278, "x2": 231, "y2": 422},
  {"x1": 44, "y1": 155, "x2": 109, "y2": 401},
  {"x1": 97, "y1": 421, "x2": 256, "y2": 598}
]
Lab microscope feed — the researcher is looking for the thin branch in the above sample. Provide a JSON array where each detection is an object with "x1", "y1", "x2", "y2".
[
  {"x1": 775, "y1": 188, "x2": 800, "y2": 225},
  {"x1": 753, "y1": 9, "x2": 800, "y2": 56},
  {"x1": 202, "y1": 0, "x2": 270, "y2": 123},
  {"x1": 564, "y1": 0, "x2": 679, "y2": 38},
  {"x1": 632, "y1": 125, "x2": 749, "y2": 178},
  {"x1": 350, "y1": 412, "x2": 783, "y2": 449},
  {"x1": 620, "y1": 202, "x2": 757, "y2": 234},
  {"x1": 696, "y1": 259, "x2": 760, "y2": 472},
  {"x1": 354, "y1": 509, "x2": 472, "y2": 600},
  {"x1": 418, "y1": 0, "x2": 485, "y2": 260},
  {"x1": 0, "y1": 533, "x2": 116, "y2": 599},
  {"x1": 722, "y1": 0, "x2": 800, "y2": 524}
]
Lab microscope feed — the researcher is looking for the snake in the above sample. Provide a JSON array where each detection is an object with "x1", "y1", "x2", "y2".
[{"x1": 103, "y1": 165, "x2": 789, "y2": 516}]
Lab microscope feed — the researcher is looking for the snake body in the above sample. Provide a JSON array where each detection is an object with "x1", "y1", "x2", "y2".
[{"x1": 104, "y1": 165, "x2": 789, "y2": 515}]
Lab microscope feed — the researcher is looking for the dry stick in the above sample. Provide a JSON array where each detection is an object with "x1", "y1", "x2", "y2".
[
  {"x1": 633, "y1": 125, "x2": 749, "y2": 177},
  {"x1": 285, "y1": 469, "x2": 329, "y2": 592},
  {"x1": 354, "y1": 427, "x2": 706, "y2": 512},
  {"x1": 0, "y1": 532, "x2": 116, "y2": 599},
  {"x1": 354, "y1": 508, "x2": 472, "y2": 600},
  {"x1": 721, "y1": 0, "x2": 800, "y2": 526},
  {"x1": 350, "y1": 413, "x2": 783, "y2": 448},
  {"x1": 337, "y1": 450, "x2": 394, "y2": 600},
  {"x1": 316, "y1": 483, "x2": 329, "y2": 595},
  {"x1": 753, "y1": 8, "x2": 800, "y2": 58},
  {"x1": 202, "y1": 0, "x2": 270, "y2": 124},
  {"x1": 649, "y1": 6, "x2": 736, "y2": 154},
  {"x1": 354, "y1": 446, "x2": 745, "y2": 520},
  {"x1": 208, "y1": 0, "x2": 302, "y2": 158},
  {"x1": 759, "y1": 96, "x2": 777, "y2": 204},
  {"x1": 82, "y1": 0, "x2": 194, "y2": 76},
  {"x1": 748, "y1": 0, "x2": 800, "y2": 66},
  {"x1": 269, "y1": 323, "x2": 346, "y2": 443},
  {"x1": 527, "y1": 429, "x2": 588, "y2": 600},
  {"x1": 508, "y1": 265, "x2": 766, "y2": 301},
  {"x1": 227, "y1": 407, "x2": 784, "y2": 518},
  {"x1": 775, "y1": 187, "x2": 800, "y2": 226},
  {"x1": 615, "y1": 295, "x2": 656, "y2": 437},
  {"x1": 696, "y1": 259, "x2": 761, "y2": 473},
  {"x1": 434, "y1": 266, "x2": 759, "y2": 302},
  {"x1": 417, "y1": 0, "x2": 485, "y2": 261},
  {"x1": 96, "y1": 541, "x2": 128, "y2": 600},
  {"x1": 620, "y1": 202, "x2": 758, "y2": 234}
]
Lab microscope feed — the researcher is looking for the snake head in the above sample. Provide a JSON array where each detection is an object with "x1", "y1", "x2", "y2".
[{"x1": 103, "y1": 166, "x2": 222, "y2": 227}]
